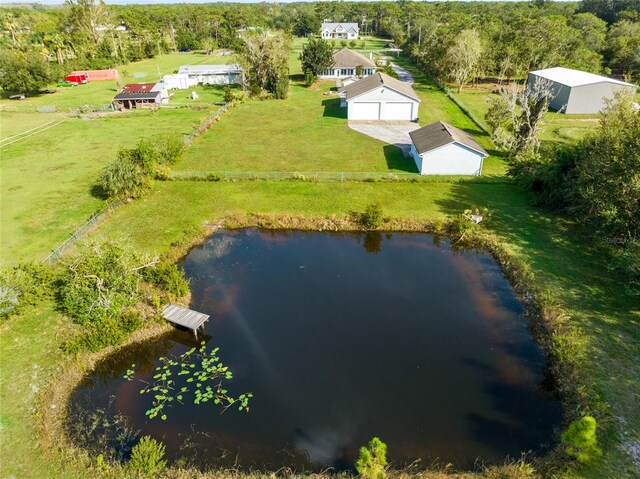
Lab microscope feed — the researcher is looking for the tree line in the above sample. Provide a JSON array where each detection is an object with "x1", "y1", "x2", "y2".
[{"x1": 1, "y1": 1, "x2": 639, "y2": 95}]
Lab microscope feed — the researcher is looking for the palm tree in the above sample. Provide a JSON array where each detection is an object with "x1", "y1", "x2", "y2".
[{"x1": 44, "y1": 33, "x2": 66, "y2": 64}]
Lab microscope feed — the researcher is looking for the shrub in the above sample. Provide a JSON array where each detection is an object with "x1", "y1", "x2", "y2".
[
  {"x1": 153, "y1": 164, "x2": 172, "y2": 181},
  {"x1": 349, "y1": 39, "x2": 357, "y2": 48},
  {"x1": 128, "y1": 436, "x2": 167, "y2": 476},
  {"x1": 58, "y1": 242, "x2": 145, "y2": 325},
  {"x1": 561, "y1": 415, "x2": 602, "y2": 463},
  {"x1": 0, "y1": 262, "x2": 58, "y2": 319},
  {"x1": 360, "y1": 203, "x2": 383, "y2": 229},
  {"x1": 304, "y1": 71, "x2": 317, "y2": 86},
  {"x1": 223, "y1": 86, "x2": 246, "y2": 104},
  {"x1": 355, "y1": 437, "x2": 387, "y2": 479},
  {"x1": 99, "y1": 158, "x2": 149, "y2": 200},
  {"x1": 144, "y1": 263, "x2": 190, "y2": 299}
]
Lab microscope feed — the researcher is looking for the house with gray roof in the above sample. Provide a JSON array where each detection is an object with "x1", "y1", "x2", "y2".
[
  {"x1": 409, "y1": 121, "x2": 488, "y2": 175},
  {"x1": 319, "y1": 48, "x2": 376, "y2": 79},
  {"x1": 321, "y1": 22, "x2": 359, "y2": 40},
  {"x1": 177, "y1": 64, "x2": 243, "y2": 86},
  {"x1": 340, "y1": 72, "x2": 420, "y2": 121}
]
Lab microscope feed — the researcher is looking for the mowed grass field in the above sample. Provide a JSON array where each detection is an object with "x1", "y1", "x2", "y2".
[
  {"x1": 0, "y1": 52, "x2": 238, "y2": 267},
  {"x1": 177, "y1": 50, "x2": 506, "y2": 175}
]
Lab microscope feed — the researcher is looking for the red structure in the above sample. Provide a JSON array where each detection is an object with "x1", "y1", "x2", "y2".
[
  {"x1": 65, "y1": 73, "x2": 88, "y2": 84},
  {"x1": 70, "y1": 69, "x2": 119, "y2": 81},
  {"x1": 121, "y1": 83, "x2": 156, "y2": 93}
]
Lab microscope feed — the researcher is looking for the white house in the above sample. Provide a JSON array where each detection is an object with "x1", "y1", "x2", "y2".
[
  {"x1": 341, "y1": 72, "x2": 420, "y2": 121},
  {"x1": 409, "y1": 121, "x2": 488, "y2": 175},
  {"x1": 177, "y1": 64, "x2": 243, "y2": 86},
  {"x1": 527, "y1": 67, "x2": 637, "y2": 114},
  {"x1": 321, "y1": 23, "x2": 359, "y2": 40},
  {"x1": 319, "y1": 48, "x2": 376, "y2": 79}
]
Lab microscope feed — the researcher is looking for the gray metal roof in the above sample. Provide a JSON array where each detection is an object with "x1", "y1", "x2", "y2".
[
  {"x1": 321, "y1": 23, "x2": 359, "y2": 33},
  {"x1": 529, "y1": 67, "x2": 636, "y2": 88},
  {"x1": 178, "y1": 64, "x2": 242, "y2": 76},
  {"x1": 409, "y1": 121, "x2": 488, "y2": 156},
  {"x1": 113, "y1": 91, "x2": 160, "y2": 101},
  {"x1": 332, "y1": 48, "x2": 376, "y2": 69},
  {"x1": 343, "y1": 72, "x2": 420, "y2": 102}
]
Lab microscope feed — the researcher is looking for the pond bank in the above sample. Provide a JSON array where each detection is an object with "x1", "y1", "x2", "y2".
[{"x1": 34, "y1": 212, "x2": 595, "y2": 478}]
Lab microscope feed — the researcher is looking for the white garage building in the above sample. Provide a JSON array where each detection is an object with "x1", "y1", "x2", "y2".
[
  {"x1": 409, "y1": 121, "x2": 488, "y2": 175},
  {"x1": 527, "y1": 67, "x2": 637, "y2": 114},
  {"x1": 342, "y1": 72, "x2": 420, "y2": 121}
]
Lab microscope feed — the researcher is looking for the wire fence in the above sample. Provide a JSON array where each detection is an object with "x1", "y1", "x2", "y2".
[
  {"x1": 43, "y1": 201, "x2": 122, "y2": 265},
  {"x1": 183, "y1": 102, "x2": 230, "y2": 146},
  {"x1": 170, "y1": 170, "x2": 508, "y2": 184}
]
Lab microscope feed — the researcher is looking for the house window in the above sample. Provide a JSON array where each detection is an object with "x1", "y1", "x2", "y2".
[{"x1": 341, "y1": 69, "x2": 351, "y2": 76}]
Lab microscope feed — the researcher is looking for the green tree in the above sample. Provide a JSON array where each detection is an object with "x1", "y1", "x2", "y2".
[
  {"x1": 485, "y1": 77, "x2": 553, "y2": 155},
  {"x1": 563, "y1": 91, "x2": 640, "y2": 240},
  {"x1": 0, "y1": 50, "x2": 51, "y2": 95},
  {"x1": 355, "y1": 437, "x2": 387, "y2": 479},
  {"x1": 606, "y1": 20, "x2": 640, "y2": 81},
  {"x1": 238, "y1": 30, "x2": 291, "y2": 99},
  {"x1": 446, "y1": 29, "x2": 483, "y2": 92},
  {"x1": 299, "y1": 35, "x2": 334, "y2": 79}
]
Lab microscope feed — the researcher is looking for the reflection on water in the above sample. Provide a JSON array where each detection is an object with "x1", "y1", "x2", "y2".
[{"x1": 68, "y1": 229, "x2": 562, "y2": 471}]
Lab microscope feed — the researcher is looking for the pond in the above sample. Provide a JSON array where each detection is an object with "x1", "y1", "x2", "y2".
[{"x1": 68, "y1": 229, "x2": 562, "y2": 471}]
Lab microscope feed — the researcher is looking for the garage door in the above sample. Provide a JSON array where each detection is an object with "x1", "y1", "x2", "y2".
[
  {"x1": 350, "y1": 102, "x2": 380, "y2": 120},
  {"x1": 383, "y1": 102, "x2": 413, "y2": 120}
]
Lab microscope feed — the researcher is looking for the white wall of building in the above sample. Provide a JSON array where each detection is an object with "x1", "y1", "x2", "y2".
[
  {"x1": 412, "y1": 142, "x2": 484, "y2": 175},
  {"x1": 347, "y1": 87, "x2": 418, "y2": 121}
]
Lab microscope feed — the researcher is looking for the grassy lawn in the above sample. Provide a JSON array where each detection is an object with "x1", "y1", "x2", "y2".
[
  {"x1": 0, "y1": 108, "x2": 207, "y2": 267},
  {"x1": 177, "y1": 52, "x2": 506, "y2": 176},
  {"x1": 453, "y1": 88, "x2": 603, "y2": 145}
]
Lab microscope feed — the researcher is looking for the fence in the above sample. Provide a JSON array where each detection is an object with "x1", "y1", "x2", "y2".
[
  {"x1": 170, "y1": 170, "x2": 509, "y2": 184},
  {"x1": 183, "y1": 103, "x2": 230, "y2": 146},
  {"x1": 43, "y1": 201, "x2": 121, "y2": 265}
]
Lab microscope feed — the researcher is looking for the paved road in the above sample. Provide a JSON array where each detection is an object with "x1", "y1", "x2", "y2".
[
  {"x1": 379, "y1": 56, "x2": 414, "y2": 84},
  {"x1": 348, "y1": 121, "x2": 420, "y2": 157}
]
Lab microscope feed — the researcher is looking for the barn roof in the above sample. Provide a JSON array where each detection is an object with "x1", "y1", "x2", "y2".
[
  {"x1": 121, "y1": 83, "x2": 156, "y2": 93},
  {"x1": 178, "y1": 64, "x2": 242, "y2": 75},
  {"x1": 529, "y1": 67, "x2": 636, "y2": 88},
  {"x1": 410, "y1": 121, "x2": 488, "y2": 156},
  {"x1": 332, "y1": 48, "x2": 376, "y2": 69},
  {"x1": 343, "y1": 72, "x2": 420, "y2": 102},
  {"x1": 113, "y1": 91, "x2": 161, "y2": 101}
]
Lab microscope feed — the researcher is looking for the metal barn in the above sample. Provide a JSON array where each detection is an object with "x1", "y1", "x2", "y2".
[{"x1": 526, "y1": 67, "x2": 637, "y2": 114}]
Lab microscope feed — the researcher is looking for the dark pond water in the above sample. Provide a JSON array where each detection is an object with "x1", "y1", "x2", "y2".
[{"x1": 69, "y1": 229, "x2": 562, "y2": 471}]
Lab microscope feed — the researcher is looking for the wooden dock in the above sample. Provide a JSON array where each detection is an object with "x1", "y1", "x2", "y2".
[{"x1": 163, "y1": 304, "x2": 209, "y2": 339}]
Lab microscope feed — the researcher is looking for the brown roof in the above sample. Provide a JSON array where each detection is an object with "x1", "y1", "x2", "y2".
[
  {"x1": 332, "y1": 48, "x2": 376, "y2": 69},
  {"x1": 409, "y1": 121, "x2": 488, "y2": 156},
  {"x1": 122, "y1": 83, "x2": 156, "y2": 93},
  {"x1": 343, "y1": 72, "x2": 420, "y2": 102}
]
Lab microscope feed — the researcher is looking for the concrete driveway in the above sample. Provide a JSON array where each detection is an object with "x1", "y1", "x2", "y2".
[
  {"x1": 348, "y1": 121, "x2": 420, "y2": 157},
  {"x1": 379, "y1": 56, "x2": 415, "y2": 84}
]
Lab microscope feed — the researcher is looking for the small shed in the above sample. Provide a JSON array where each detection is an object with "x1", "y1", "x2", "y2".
[
  {"x1": 527, "y1": 67, "x2": 637, "y2": 114},
  {"x1": 409, "y1": 121, "x2": 488, "y2": 175},
  {"x1": 113, "y1": 83, "x2": 161, "y2": 110},
  {"x1": 342, "y1": 72, "x2": 420, "y2": 121}
]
